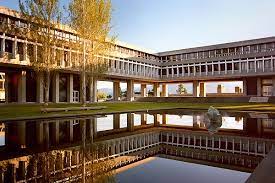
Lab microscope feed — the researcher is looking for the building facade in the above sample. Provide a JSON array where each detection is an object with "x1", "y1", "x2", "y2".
[{"x1": 1, "y1": 6, "x2": 275, "y2": 103}]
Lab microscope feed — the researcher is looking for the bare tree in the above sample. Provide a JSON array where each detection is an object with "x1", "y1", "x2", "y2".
[
  {"x1": 68, "y1": 0, "x2": 114, "y2": 106},
  {"x1": 19, "y1": 0, "x2": 62, "y2": 105}
]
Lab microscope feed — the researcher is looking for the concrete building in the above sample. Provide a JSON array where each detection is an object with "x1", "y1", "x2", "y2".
[{"x1": 1, "y1": 6, "x2": 275, "y2": 103}]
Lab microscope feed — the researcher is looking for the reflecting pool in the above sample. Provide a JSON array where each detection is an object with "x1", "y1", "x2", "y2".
[
  {"x1": 0, "y1": 109, "x2": 274, "y2": 182},
  {"x1": 116, "y1": 157, "x2": 250, "y2": 183}
]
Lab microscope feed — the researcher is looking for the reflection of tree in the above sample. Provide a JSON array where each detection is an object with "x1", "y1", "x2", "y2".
[
  {"x1": 0, "y1": 121, "x2": 115, "y2": 182},
  {"x1": 80, "y1": 120, "x2": 115, "y2": 183}
]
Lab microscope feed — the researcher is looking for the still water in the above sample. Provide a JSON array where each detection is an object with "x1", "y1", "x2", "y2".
[
  {"x1": 0, "y1": 109, "x2": 274, "y2": 182},
  {"x1": 116, "y1": 157, "x2": 250, "y2": 183}
]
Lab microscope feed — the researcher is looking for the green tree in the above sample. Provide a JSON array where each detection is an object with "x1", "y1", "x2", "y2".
[
  {"x1": 19, "y1": 0, "x2": 62, "y2": 105},
  {"x1": 97, "y1": 91, "x2": 107, "y2": 101},
  {"x1": 68, "y1": 0, "x2": 114, "y2": 106},
  {"x1": 177, "y1": 83, "x2": 187, "y2": 95}
]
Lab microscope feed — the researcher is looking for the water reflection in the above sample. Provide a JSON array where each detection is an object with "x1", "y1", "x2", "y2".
[
  {"x1": 116, "y1": 157, "x2": 250, "y2": 183},
  {"x1": 0, "y1": 109, "x2": 275, "y2": 182},
  {"x1": 0, "y1": 122, "x2": 4, "y2": 146}
]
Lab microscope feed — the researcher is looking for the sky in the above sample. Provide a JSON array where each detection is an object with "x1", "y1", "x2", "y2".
[
  {"x1": 2, "y1": 0, "x2": 275, "y2": 52},
  {"x1": 0, "y1": 0, "x2": 272, "y2": 91}
]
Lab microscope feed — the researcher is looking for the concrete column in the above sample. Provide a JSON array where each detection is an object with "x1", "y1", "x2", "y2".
[
  {"x1": 22, "y1": 42, "x2": 27, "y2": 61},
  {"x1": 127, "y1": 79, "x2": 134, "y2": 101},
  {"x1": 36, "y1": 72, "x2": 44, "y2": 103},
  {"x1": 35, "y1": 43, "x2": 38, "y2": 63},
  {"x1": 80, "y1": 73, "x2": 86, "y2": 104},
  {"x1": 141, "y1": 113, "x2": 147, "y2": 125},
  {"x1": 154, "y1": 114, "x2": 161, "y2": 127},
  {"x1": 16, "y1": 122, "x2": 26, "y2": 148},
  {"x1": 161, "y1": 83, "x2": 168, "y2": 97},
  {"x1": 89, "y1": 77, "x2": 97, "y2": 102},
  {"x1": 141, "y1": 84, "x2": 147, "y2": 97},
  {"x1": 36, "y1": 123, "x2": 43, "y2": 145},
  {"x1": 199, "y1": 82, "x2": 206, "y2": 97},
  {"x1": 0, "y1": 34, "x2": 5, "y2": 55},
  {"x1": 51, "y1": 121, "x2": 59, "y2": 145},
  {"x1": 257, "y1": 78, "x2": 262, "y2": 97},
  {"x1": 153, "y1": 83, "x2": 161, "y2": 97},
  {"x1": 67, "y1": 74, "x2": 73, "y2": 103},
  {"x1": 193, "y1": 80, "x2": 199, "y2": 97},
  {"x1": 67, "y1": 120, "x2": 74, "y2": 142},
  {"x1": 272, "y1": 77, "x2": 275, "y2": 96},
  {"x1": 56, "y1": 153, "x2": 63, "y2": 170},
  {"x1": 18, "y1": 71, "x2": 26, "y2": 103},
  {"x1": 162, "y1": 114, "x2": 167, "y2": 125},
  {"x1": 7, "y1": 163, "x2": 16, "y2": 183},
  {"x1": 92, "y1": 118, "x2": 97, "y2": 138},
  {"x1": 127, "y1": 113, "x2": 134, "y2": 132},
  {"x1": 193, "y1": 115, "x2": 200, "y2": 128},
  {"x1": 18, "y1": 161, "x2": 26, "y2": 180},
  {"x1": 52, "y1": 72, "x2": 59, "y2": 103},
  {"x1": 43, "y1": 122, "x2": 50, "y2": 149},
  {"x1": 113, "y1": 114, "x2": 120, "y2": 129},
  {"x1": 12, "y1": 37, "x2": 17, "y2": 59},
  {"x1": 113, "y1": 81, "x2": 120, "y2": 101},
  {"x1": 87, "y1": 117, "x2": 97, "y2": 139},
  {"x1": 4, "y1": 72, "x2": 9, "y2": 103},
  {"x1": 243, "y1": 78, "x2": 247, "y2": 96},
  {"x1": 0, "y1": 168, "x2": 3, "y2": 183}
]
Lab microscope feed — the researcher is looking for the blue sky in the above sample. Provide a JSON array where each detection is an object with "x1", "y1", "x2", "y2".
[{"x1": 2, "y1": 0, "x2": 275, "y2": 51}]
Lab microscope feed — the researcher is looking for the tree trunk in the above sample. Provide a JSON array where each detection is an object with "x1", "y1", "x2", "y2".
[
  {"x1": 44, "y1": 71, "x2": 50, "y2": 106},
  {"x1": 81, "y1": 71, "x2": 86, "y2": 106},
  {"x1": 81, "y1": 120, "x2": 86, "y2": 183}
]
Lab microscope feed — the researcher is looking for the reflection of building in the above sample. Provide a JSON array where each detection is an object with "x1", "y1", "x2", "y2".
[
  {"x1": 235, "y1": 116, "x2": 242, "y2": 123},
  {"x1": 235, "y1": 86, "x2": 242, "y2": 93},
  {"x1": 0, "y1": 112, "x2": 275, "y2": 182},
  {"x1": 217, "y1": 84, "x2": 224, "y2": 94},
  {"x1": 0, "y1": 73, "x2": 4, "y2": 101},
  {"x1": 0, "y1": 112, "x2": 273, "y2": 181}
]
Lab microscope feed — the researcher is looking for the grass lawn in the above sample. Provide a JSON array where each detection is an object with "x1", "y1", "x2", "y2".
[{"x1": 1, "y1": 102, "x2": 275, "y2": 121}]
